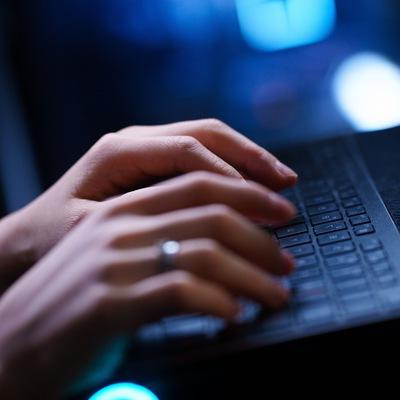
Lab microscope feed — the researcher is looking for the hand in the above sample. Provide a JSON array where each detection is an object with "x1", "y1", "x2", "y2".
[
  {"x1": 0, "y1": 119, "x2": 297, "y2": 289},
  {"x1": 0, "y1": 172, "x2": 296, "y2": 399}
]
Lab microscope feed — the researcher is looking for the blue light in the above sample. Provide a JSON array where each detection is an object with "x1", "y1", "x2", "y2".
[
  {"x1": 235, "y1": 0, "x2": 336, "y2": 51},
  {"x1": 89, "y1": 383, "x2": 159, "y2": 400}
]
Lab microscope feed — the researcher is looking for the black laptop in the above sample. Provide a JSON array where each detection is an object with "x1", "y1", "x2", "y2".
[{"x1": 88, "y1": 127, "x2": 400, "y2": 398}]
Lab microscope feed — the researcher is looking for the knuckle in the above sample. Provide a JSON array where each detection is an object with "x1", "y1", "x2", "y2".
[
  {"x1": 174, "y1": 135, "x2": 201, "y2": 152},
  {"x1": 194, "y1": 238, "x2": 222, "y2": 262},
  {"x1": 204, "y1": 118, "x2": 228, "y2": 133},
  {"x1": 187, "y1": 171, "x2": 216, "y2": 192},
  {"x1": 205, "y1": 204, "x2": 236, "y2": 232},
  {"x1": 91, "y1": 133, "x2": 119, "y2": 156}
]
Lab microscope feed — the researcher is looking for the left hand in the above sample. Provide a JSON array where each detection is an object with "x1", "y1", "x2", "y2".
[{"x1": 0, "y1": 119, "x2": 297, "y2": 288}]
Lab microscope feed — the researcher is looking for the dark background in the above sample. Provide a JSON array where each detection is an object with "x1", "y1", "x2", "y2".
[{"x1": 3, "y1": 0, "x2": 400, "y2": 191}]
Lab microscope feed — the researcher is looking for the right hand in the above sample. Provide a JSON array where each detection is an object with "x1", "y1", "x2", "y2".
[{"x1": 0, "y1": 172, "x2": 296, "y2": 399}]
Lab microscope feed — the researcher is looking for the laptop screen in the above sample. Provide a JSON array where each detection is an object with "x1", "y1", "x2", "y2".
[{"x1": 8, "y1": 0, "x2": 400, "y2": 186}]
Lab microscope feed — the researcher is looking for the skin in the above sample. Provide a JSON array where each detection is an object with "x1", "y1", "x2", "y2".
[{"x1": 0, "y1": 119, "x2": 298, "y2": 399}]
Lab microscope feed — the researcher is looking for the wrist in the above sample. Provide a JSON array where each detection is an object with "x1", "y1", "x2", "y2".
[{"x1": 0, "y1": 207, "x2": 37, "y2": 293}]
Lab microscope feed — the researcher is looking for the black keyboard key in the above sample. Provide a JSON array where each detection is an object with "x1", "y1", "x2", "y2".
[
  {"x1": 260, "y1": 312, "x2": 292, "y2": 333},
  {"x1": 288, "y1": 244, "x2": 315, "y2": 258},
  {"x1": 164, "y1": 317, "x2": 207, "y2": 341},
  {"x1": 342, "y1": 197, "x2": 362, "y2": 208},
  {"x1": 293, "y1": 279, "x2": 328, "y2": 302},
  {"x1": 335, "y1": 179, "x2": 352, "y2": 191},
  {"x1": 330, "y1": 266, "x2": 364, "y2": 281},
  {"x1": 292, "y1": 268, "x2": 322, "y2": 281},
  {"x1": 280, "y1": 233, "x2": 311, "y2": 248},
  {"x1": 314, "y1": 221, "x2": 347, "y2": 236},
  {"x1": 296, "y1": 255, "x2": 319, "y2": 269},
  {"x1": 371, "y1": 262, "x2": 392, "y2": 277},
  {"x1": 339, "y1": 188, "x2": 357, "y2": 200},
  {"x1": 350, "y1": 214, "x2": 370, "y2": 226},
  {"x1": 377, "y1": 274, "x2": 398, "y2": 288},
  {"x1": 325, "y1": 253, "x2": 359, "y2": 268},
  {"x1": 318, "y1": 231, "x2": 351, "y2": 246},
  {"x1": 321, "y1": 241, "x2": 355, "y2": 257},
  {"x1": 360, "y1": 238, "x2": 382, "y2": 252},
  {"x1": 298, "y1": 302, "x2": 334, "y2": 325},
  {"x1": 311, "y1": 211, "x2": 342, "y2": 226},
  {"x1": 365, "y1": 250, "x2": 386, "y2": 264},
  {"x1": 354, "y1": 223, "x2": 375, "y2": 236},
  {"x1": 346, "y1": 206, "x2": 366, "y2": 217},
  {"x1": 307, "y1": 203, "x2": 338, "y2": 216},
  {"x1": 337, "y1": 278, "x2": 369, "y2": 295},
  {"x1": 304, "y1": 194, "x2": 335, "y2": 207},
  {"x1": 275, "y1": 224, "x2": 308, "y2": 239},
  {"x1": 342, "y1": 293, "x2": 376, "y2": 317},
  {"x1": 285, "y1": 215, "x2": 306, "y2": 226}
]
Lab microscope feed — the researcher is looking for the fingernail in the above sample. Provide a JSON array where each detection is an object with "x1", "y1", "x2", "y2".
[{"x1": 275, "y1": 161, "x2": 298, "y2": 178}]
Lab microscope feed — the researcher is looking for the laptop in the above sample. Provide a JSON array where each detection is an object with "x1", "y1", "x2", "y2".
[{"x1": 89, "y1": 127, "x2": 400, "y2": 398}]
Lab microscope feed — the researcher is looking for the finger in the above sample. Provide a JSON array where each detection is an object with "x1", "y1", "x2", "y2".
[
  {"x1": 109, "y1": 172, "x2": 296, "y2": 225},
  {"x1": 109, "y1": 271, "x2": 239, "y2": 328},
  {"x1": 118, "y1": 119, "x2": 298, "y2": 190},
  {"x1": 107, "y1": 239, "x2": 289, "y2": 311},
  {"x1": 84, "y1": 134, "x2": 243, "y2": 199},
  {"x1": 111, "y1": 204, "x2": 294, "y2": 275},
  {"x1": 176, "y1": 239, "x2": 290, "y2": 309}
]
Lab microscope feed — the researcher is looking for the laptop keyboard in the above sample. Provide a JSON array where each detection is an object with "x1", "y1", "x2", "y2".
[
  {"x1": 272, "y1": 175, "x2": 398, "y2": 329},
  {"x1": 135, "y1": 144, "x2": 400, "y2": 348}
]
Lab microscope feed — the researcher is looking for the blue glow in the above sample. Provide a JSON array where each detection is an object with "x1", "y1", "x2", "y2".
[
  {"x1": 89, "y1": 383, "x2": 159, "y2": 400},
  {"x1": 332, "y1": 52, "x2": 400, "y2": 132},
  {"x1": 235, "y1": 0, "x2": 336, "y2": 51}
]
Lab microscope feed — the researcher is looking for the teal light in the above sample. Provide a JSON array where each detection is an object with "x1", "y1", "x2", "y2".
[
  {"x1": 89, "y1": 383, "x2": 159, "y2": 400},
  {"x1": 235, "y1": 0, "x2": 336, "y2": 51}
]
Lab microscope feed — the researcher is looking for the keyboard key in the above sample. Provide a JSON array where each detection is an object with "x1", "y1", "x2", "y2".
[
  {"x1": 311, "y1": 211, "x2": 343, "y2": 226},
  {"x1": 285, "y1": 214, "x2": 306, "y2": 226},
  {"x1": 377, "y1": 274, "x2": 398, "y2": 288},
  {"x1": 354, "y1": 224, "x2": 375, "y2": 236},
  {"x1": 342, "y1": 197, "x2": 362, "y2": 208},
  {"x1": 330, "y1": 266, "x2": 364, "y2": 281},
  {"x1": 296, "y1": 255, "x2": 319, "y2": 269},
  {"x1": 275, "y1": 224, "x2": 308, "y2": 239},
  {"x1": 339, "y1": 188, "x2": 357, "y2": 200},
  {"x1": 298, "y1": 302, "x2": 334, "y2": 325},
  {"x1": 304, "y1": 194, "x2": 335, "y2": 207},
  {"x1": 337, "y1": 278, "x2": 369, "y2": 295},
  {"x1": 292, "y1": 279, "x2": 328, "y2": 302},
  {"x1": 342, "y1": 293, "x2": 376, "y2": 317},
  {"x1": 321, "y1": 241, "x2": 355, "y2": 257},
  {"x1": 307, "y1": 203, "x2": 338, "y2": 216},
  {"x1": 335, "y1": 179, "x2": 352, "y2": 191},
  {"x1": 314, "y1": 221, "x2": 347, "y2": 236},
  {"x1": 325, "y1": 253, "x2": 359, "y2": 268},
  {"x1": 371, "y1": 262, "x2": 392, "y2": 277},
  {"x1": 346, "y1": 206, "x2": 366, "y2": 217},
  {"x1": 365, "y1": 250, "x2": 386, "y2": 264},
  {"x1": 280, "y1": 233, "x2": 311, "y2": 248},
  {"x1": 360, "y1": 238, "x2": 382, "y2": 252},
  {"x1": 318, "y1": 231, "x2": 351, "y2": 246},
  {"x1": 292, "y1": 268, "x2": 322, "y2": 281},
  {"x1": 164, "y1": 317, "x2": 207, "y2": 341},
  {"x1": 288, "y1": 244, "x2": 315, "y2": 258},
  {"x1": 350, "y1": 214, "x2": 371, "y2": 226}
]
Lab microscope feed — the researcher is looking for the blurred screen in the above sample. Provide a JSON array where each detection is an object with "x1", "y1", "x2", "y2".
[{"x1": 8, "y1": 0, "x2": 400, "y2": 187}]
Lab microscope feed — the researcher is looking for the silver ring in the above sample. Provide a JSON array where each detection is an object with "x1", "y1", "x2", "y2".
[{"x1": 159, "y1": 240, "x2": 181, "y2": 273}]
